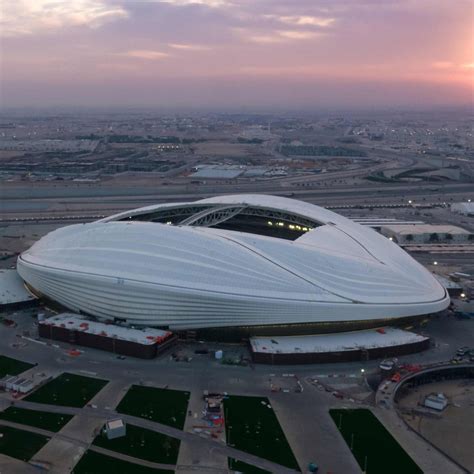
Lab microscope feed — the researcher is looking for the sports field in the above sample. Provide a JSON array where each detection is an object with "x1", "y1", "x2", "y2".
[
  {"x1": 0, "y1": 407, "x2": 72, "y2": 432},
  {"x1": 25, "y1": 373, "x2": 108, "y2": 408},
  {"x1": 0, "y1": 425, "x2": 49, "y2": 461},
  {"x1": 329, "y1": 408, "x2": 422, "y2": 474},
  {"x1": 0, "y1": 354, "x2": 34, "y2": 377},
  {"x1": 224, "y1": 395, "x2": 299, "y2": 471},
  {"x1": 93, "y1": 423, "x2": 180, "y2": 464},
  {"x1": 117, "y1": 385, "x2": 190, "y2": 429}
]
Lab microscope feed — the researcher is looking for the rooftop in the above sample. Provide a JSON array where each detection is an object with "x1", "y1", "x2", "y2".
[
  {"x1": 381, "y1": 224, "x2": 470, "y2": 235},
  {"x1": 106, "y1": 419, "x2": 125, "y2": 430},
  {"x1": 250, "y1": 327, "x2": 428, "y2": 354},
  {"x1": 40, "y1": 313, "x2": 172, "y2": 345}
]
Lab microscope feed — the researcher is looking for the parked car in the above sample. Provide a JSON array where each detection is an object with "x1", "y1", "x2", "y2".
[
  {"x1": 379, "y1": 359, "x2": 396, "y2": 371},
  {"x1": 456, "y1": 346, "x2": 470, "y2": 356}
]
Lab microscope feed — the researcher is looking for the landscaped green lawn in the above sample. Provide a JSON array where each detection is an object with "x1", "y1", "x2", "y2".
[
  {"x1": 0, "y1": 355, "x2": 34, "y2": 378},
  {"x1": 25, "y1": 373, "x2": 108, "y2": 408},
  {"x1": 228, "y1": 458, "x2": 270, "y2": 474},
  {"x1": 329, "y1": 409, "x2": 422, "y2": 474},
  {"x1": 72, "y1": 450, "x2": 174, "y2": 474},
  {"x1": 224, "y1": 395, "x2": 299, "y2": 471},
  {"x1": 0, "y1": 425, "x2": 49, "y2": 461},
  {"x1": 92, "y1": 423, "x2": 180, "y2": 465},
  {"x1": 0, "y1": 407, "x2": 73, "y2": 432},
  {"x1": 116, "y1": 385, "x2": 190, "y2": 430}
]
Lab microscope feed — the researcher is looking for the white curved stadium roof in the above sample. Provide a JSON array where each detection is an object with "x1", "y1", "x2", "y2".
[{"x1": 17, "y1": 194, "x2": 449, "y2": 329}]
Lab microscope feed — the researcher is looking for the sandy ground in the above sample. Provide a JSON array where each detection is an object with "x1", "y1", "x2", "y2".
[{"x1": 398, "y1": 379, "x2": 474, "y2": 472}]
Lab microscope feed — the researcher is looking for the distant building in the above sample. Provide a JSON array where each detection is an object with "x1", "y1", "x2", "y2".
[
  {"x1": 190, "y1": 165, "x2": 244, "y2": 179},
  {"x1": 0, "y1": 139, "x2": 98, "y2": 153},
  {"x1": 380, "y1": 224, "x2": 472, "y2": 245},
  {"x1": 451, "y1": 202, "x2": 474, "y2": 216},
  {"x1": 453, "y1": 300, "x2": 474, "y2": 318},
  {"x1": 433, "y1": 274, "x2": 464, "y2": 297}
]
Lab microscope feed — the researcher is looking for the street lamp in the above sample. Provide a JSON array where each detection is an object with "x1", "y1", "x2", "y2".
[
  {"x1": 433, "y1": 261, "x2": 438, "y2": 265},
  {"x1": 460, "y1": 293, "x2": 466, "y2": 298},
  {"x1": 408, "y1": 200, "x2": 412, "y2": 205}
]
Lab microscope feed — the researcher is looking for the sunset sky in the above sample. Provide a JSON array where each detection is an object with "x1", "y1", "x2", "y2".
[{"x1": 1, "y1": 0, "x2": 473, "y2": 109}]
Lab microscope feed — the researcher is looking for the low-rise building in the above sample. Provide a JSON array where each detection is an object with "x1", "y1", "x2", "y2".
[
  {"x1": 104, "y1": 419, "x2": 126, "y2": 440},
  {"x1": 451, "y1": 202, "x2": 474, "y2": 216},
  {"x1": 0, "y1": 373, "x2": 51, "y2": 394},
  {"x1": 423, "y1": 393, "x2": 448, "y2": 411},
  {"x1": 39, "y1": 313, "x2": 177, "y2": 359},
  {"x1": 380, "y1": 224, "x2": 472, "y2": 245}
]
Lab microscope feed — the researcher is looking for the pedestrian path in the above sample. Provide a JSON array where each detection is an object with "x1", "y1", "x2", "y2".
[{"x1": 7, "y1": 398, "x2": 299, "y2": 473}]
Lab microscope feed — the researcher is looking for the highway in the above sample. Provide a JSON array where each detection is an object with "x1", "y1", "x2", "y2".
[{"x1": 0, "y1": 181, "x2": 472, "y2": 220}]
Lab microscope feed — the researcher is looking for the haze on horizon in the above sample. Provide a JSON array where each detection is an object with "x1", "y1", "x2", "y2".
[{"x1": 1, "y1": 0, "x2": 473, "y2": 110}]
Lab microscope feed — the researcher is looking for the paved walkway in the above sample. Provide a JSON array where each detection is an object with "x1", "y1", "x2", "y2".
[
  {"x1": 0, "y1": 455, "x2": 39, "y2": 474},
  {"x1": 0, "y1": 419, "x2": 176, "y2": 471},
  {"x1": 375, "y1": 364, "x2": 471, "y2": 474},
  {"x1": 374, "y1": 408, "x2": 465, "y2": 474},
  {"x1": 29, "y1": 378, "x2": 131, "y2": 473},
  {"x1": 271, "y1": 381, "x2": 361, "y2": 474},
  {"x1": 177, "y1": 386, "x2": 229, "y2": 473},
  {"x1": 4, "y1": 313, "x2": 470, "y2": 474},
  {"x1": 10, "y1": 399, "x2": 299, "y2": 473}
]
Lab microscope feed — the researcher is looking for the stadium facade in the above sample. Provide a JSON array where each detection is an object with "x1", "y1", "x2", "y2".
[{"x1": 17, "y1": 195, "x2": 449, "y2": 334}]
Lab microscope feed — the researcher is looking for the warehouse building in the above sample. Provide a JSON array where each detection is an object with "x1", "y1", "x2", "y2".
[{"x1": 380, "y1": 224, "x2": 472, "y2": 245}]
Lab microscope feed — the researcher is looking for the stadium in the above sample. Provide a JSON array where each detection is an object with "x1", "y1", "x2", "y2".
[{"x1": 17, "y1": 194, "x2": 449, "y2": 337}]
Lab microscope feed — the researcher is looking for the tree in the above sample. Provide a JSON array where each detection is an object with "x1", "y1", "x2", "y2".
[
  {"x1": 445, "y1": 233, "x2": 453, "y2": 241},
  {"x1": 429, "y1": 233, "x2": 439, "y2": 242},
  {"x1": 405, "y1": 234, "x2": 414, "y2": 242}
]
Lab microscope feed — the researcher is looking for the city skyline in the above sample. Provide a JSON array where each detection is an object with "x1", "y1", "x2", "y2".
[{"x1": 1, "y1": 0, "x2": 473, "y2": 109}]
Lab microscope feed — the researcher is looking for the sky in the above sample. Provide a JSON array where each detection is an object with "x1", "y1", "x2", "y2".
[{"x1": 1, "y1": 0, "x2": 473, "y2": 110}]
